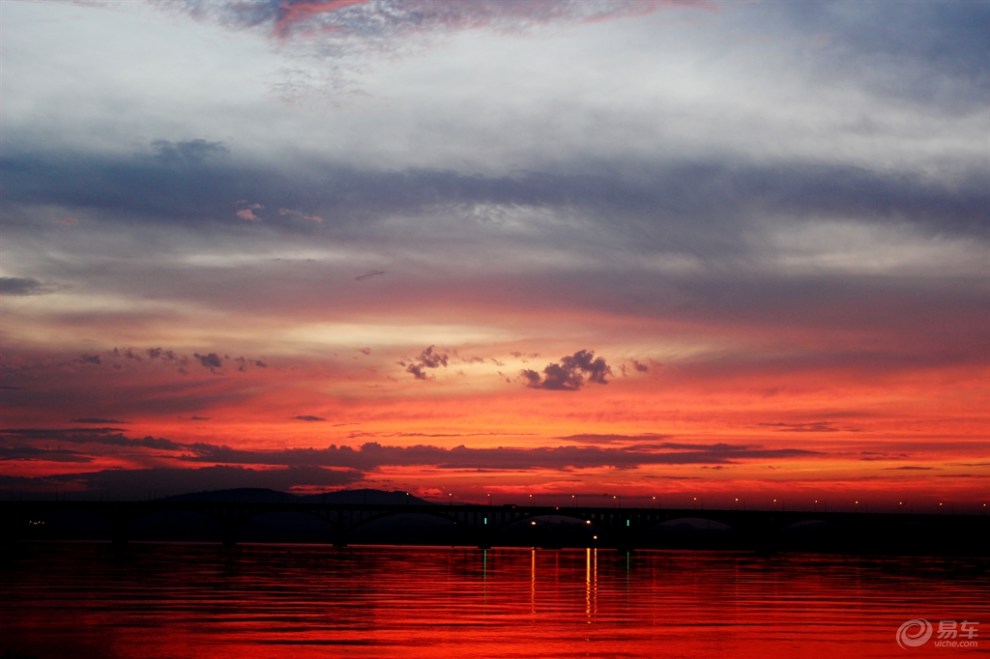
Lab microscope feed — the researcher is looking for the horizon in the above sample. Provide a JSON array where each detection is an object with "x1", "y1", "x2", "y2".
[
  {"x1": 4, "y1": 485, "x2": 985, "y2": 516},
  {"x1": 1, "y1": 1, "x2": 987, "y2": 512}
]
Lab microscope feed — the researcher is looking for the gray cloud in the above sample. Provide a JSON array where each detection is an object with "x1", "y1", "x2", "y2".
[
  {"x1": 0, "y1": 426, "x2": 823, "y2": 476},
  {"x1": 0, "y1": 445, "x2": 92, "y2": 463},
  {"x1": 193, "y1": 352, "x2": 224, "y2": 371},
  {"x1": 59, "y1": 465, "x2": 363, "y2": 499},
  {"x1": 72, "y1": 417, "x2": 127, "y2": 425},
  {"x1": 151, "y1": 139, "x2": 229, "y2": 166},
  {"x1": 522, "y1": 350, "x2": 611, "y2": 391},
  {"x1": 180, "y1": 439, "x2": 821, "y2": 472},
  {"x1": 0, "y1": 276, "x2": 46, "y2": 296},
  {"x1": 3, "y1": 149, "x2": 986, "y2": 244},
  {"x1": 0, "y1": 428, "x2": 187, "y2": 452},
  {"x1": 404, "y1": 345, "x2": 449, "y2": 381},
  {"x1": 759, "y1": 422, "x2": 855, "y2": 433}
]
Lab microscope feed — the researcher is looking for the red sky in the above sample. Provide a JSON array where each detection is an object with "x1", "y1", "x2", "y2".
[{"x1": 1, "y1": 0, "x2": 987, "y2": 510}]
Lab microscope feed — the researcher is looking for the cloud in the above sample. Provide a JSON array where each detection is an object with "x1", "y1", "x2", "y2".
[
  {"x1": 278, "y1": 207, "x2": 324, "y2": 224},
  {"x1": 59, "y1": 465, "x2": 364, "y2": 498},
  {"x1": 355, "y1": 269, "x2": 385, "y2": 281},
  {"x1": 760, "y1": 421, "x2": 851, "y2": 433},
  {"x1": 151, "y1": 139, "x2": 228, "y2": 166},
  {"x1": 193, "y1": 352, "x2": 224, "y2": 371},
  {"x1": 0, "y1": 276, "x2": 46, "y2": 296},
  {"x1": 147, "y1": 347, "x2": 180, "y2": 361},
  {"x1": 180, "y1": 439, "x2": 822, "y2": 471},
  {"x1": 293, "y1": 415, "x2": 326, "y2": 422},
  {"x1": 236, "y1": 201, "x2": 263, "y2": 222},
  {"x1": 522, "y1": 349, "x2": 611, "y2": 391},
  {"x1": 272, "y1": 0, "x2": 370, "y2": 39},
  {"x1": 184, "y1": 0, "x2": 716, "y2": 44},
  {"x1": 404, "y1": 345, "x2": 449, "y2": 380},
  {"x1": 0, "y1": 427, "x2": 187, "y2": 452},
  {"x1": 561, "y1": 433, "x2": 672, "y2": 445},
  {"x1": 72, "y1": 417, "x2": 127, "y2": 425}
]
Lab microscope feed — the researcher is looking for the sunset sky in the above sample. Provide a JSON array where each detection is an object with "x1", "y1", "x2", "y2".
[{"x1": 1, "y1": 0, "x2": 987, "y2": 510}]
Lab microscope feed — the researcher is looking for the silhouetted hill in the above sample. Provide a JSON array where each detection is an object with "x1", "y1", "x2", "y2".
[
  {"x1": 162, "y1": 488, "x2": 299, "y2": 503},
  {"x1": 160, "y1": 487, "x2": 432, "y2": 506},
  {"x1": 298, "y1": 489, "x2": 431, "y2": 505}
]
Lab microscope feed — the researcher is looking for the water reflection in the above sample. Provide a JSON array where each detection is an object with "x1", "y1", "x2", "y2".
[
  {"x1": 1, "y1": 543, "x2": 987, "y2": 658},
  {"x1": 586, "y1": 547, "x2": 597, "y2": 622}
]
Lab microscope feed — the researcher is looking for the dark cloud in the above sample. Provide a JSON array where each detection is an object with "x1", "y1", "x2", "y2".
[
  {"x1": 1, "y1": 431, "x2": 821, "y2": 473},
  {"x1": 760, "y1": 422, "x2": 847, "y2": 433},
  {"x1": 3, "y1": 147, "x2": 985, "y2": 249},
  {"x1": 166, "y1": 0, "x2": 705, "y2": 43},
  {"x1": 193, "y1": 352, "x2": 223, "y2": 371},
  {"x1": 293, "y1": 415, "x2": 325, "y2": 422},
  {"x1": 180, "y1": 439, "x2": 822, "y2": 471},
  {"x1": 0, "y1": 445, "x2": 92, "y2": 463},
  {"x1": 147, "y1": 347, "x2": 179, "y2": 361},
  {"x1": 0, "y1": 428, "x2": 187, "y2": 452},
  {"x1": 561, "y1": 433, "x2": 671, "y2": 445},
  {"x1": 151, "y1": 139, "x2": 229, "y2": 166},
  {"x1": 0, "y1": 423, "x2": 826, "y2": 497},
  {"x1": 72, "y1": 417, "x2": 127, "y2": 425},
  {"x1": 405, "y1": 345, "x2": 449, "y2": 380},
  {"x1": 58, "y1": 465, "x2": 363, "y2": 499},
  {"x1": 0, "y1": 276, "x2": 46, "y2": 296},
  {"x1": 355, "y1": 269, "x2": 385, "y2": 281},
  {"x1": 522, "y1": 349, "x2": 611, "y2": 391},
  {"x1": 776, "y1": 0, "x2": 990, "y2": 109}
]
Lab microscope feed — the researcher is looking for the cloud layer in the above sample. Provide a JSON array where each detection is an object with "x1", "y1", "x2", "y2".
[{"x1": 0, "y1": 0, "x2": 986, "y2": 506}]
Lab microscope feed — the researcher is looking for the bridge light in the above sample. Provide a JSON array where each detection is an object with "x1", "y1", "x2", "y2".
[
  {"x1": 530, "y1": 520, "x2": 537, "y2": 526},
  {"x1": 625, "y1": 519, "x2": 630, "y2": 527},
  {"x1": 585, "y1": 520, "x2": 592, "y2": 525}
]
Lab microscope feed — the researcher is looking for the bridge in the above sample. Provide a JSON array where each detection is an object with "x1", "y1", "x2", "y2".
[{"x1": 2, "y1": 500, "x2": 987, "y2": 554}]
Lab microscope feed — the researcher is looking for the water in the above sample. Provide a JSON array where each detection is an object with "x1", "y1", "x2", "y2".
[{"x1": 1, "y1": 543, "x2": 987, "y2": 658}]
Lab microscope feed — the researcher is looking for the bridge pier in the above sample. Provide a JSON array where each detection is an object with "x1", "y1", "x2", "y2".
[
  {"x1": 111, "y1": 516, "x2": 130, "y2": 549},
  {"x1": 221, "y1": 521, "x2": 239, "y2": 549}
]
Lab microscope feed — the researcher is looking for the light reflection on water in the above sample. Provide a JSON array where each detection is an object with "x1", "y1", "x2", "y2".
[{"x1": 1, "y1": 542, "x2": 987, "y2": 658}]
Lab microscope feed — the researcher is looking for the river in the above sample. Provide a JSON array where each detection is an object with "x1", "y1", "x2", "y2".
[{"x1": 2, "y1": 542, "x2": 987, "y2": 657}]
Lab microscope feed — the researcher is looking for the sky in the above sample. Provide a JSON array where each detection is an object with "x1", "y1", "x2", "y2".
[{"x1": 1, "y1": 0, "x2": 987, "y2": 510}]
